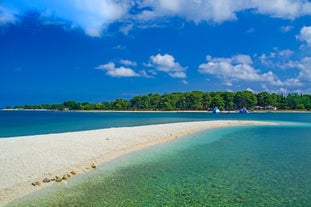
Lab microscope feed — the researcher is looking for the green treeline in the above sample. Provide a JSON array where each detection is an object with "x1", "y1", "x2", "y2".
[{"x1": 9, "y1": 91, "x2": 311, "y2": 111}]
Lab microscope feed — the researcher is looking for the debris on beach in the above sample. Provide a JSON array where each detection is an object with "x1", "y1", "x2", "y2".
[
  {"x1": 42, "y1": 178, "x2": 51, "y2": 183},
  {"x1": 31, "y1": 181, "x2": 41, "y2": 186},
  {"x1": 55, "y1": 175, "x2": 62, "y2": 182},
  {"x1": 31, "y1": 164, "x2": 97, "y2": 187},
  {"x1": 62, "y1": 174, "x2": 69, "y2": 180},
  {"x1": 70, "y1": 170, "x2": 77, "y2": 175}
]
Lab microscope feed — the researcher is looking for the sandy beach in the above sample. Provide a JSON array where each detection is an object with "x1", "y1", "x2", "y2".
[{"x1": 0, "y1": 120, "x2": 275, "y2": 206}]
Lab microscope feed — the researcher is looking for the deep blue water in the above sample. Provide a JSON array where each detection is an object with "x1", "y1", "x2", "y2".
[{"x1": 1, "y1": 110, "x2": 310, "y2": 137}]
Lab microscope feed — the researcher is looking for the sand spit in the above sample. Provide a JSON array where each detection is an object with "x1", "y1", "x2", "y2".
[{"x1": 0, "y1": 120, "x2": 275, "y2": 205}]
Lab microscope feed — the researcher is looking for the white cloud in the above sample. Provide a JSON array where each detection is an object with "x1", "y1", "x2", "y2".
[
  {"x1": 280, "y1": 25, "x2": 293, "y2": 32},
  {"x1": 258, "y1": 51, "x2": 311, "y2": 86},
  {"x1": 278, "y1": 49, "x2": 294, "y2": 58},
  {"x1": 259, "y1": 48, "x2": 295, "y2": 69},
  {"x1": 138, "y1": 0, "x2": 245, "y2": 23},
  {"x1": 120, "y1": 59, "x2": 137, "y2": 66},
  {"x1": 2, "y1": 0, "x2": 130, "y2": 37},
  {"x1": 150, "y1": 53, "x2": 187, "y2": 78},
  {"x1": 0, "y1": 6, "x2": 17, "y2": 25},
  {"x1": 199, "y1": 55, "x2": 260, "y2": 82},
  {"x1": 138, "y1": 0, "x2": 311, "y2": 25},
  {"x1": 182, "y1": 80, "x2": 188, "y2": 84},
  {"x1": 2, "y1": 0, "x2": 311, "y2": 36},
  {"x1": 119, "y1": 23, "x2": 133, "y2": 35},
  {"x1": 198, "y1": 54, "x2": 300, "y2": 87},
  {"x1": 233, "y1": 54, "x2": 253, "y2": 64},
  {"x1": 170, "y1": 71, "x2": 187, "y2": 78},
  {"x1": 96, "y1": 62, "x2": 139, "y2": 78},
  {"x1": 297, "y1": 26, "x2": 311, "y2": 46},
  {"x1": 139, "y1": 70, "x2": 154, "y2": 78},
  {"x1": 297, "y1": 57, "x2": 311, "y2": 80},
  {"x1": 252, "y1": 0, "x2": 311, "y2": 19},
  {"x1": 158, "y1": 0, "x2": 181, "y2": 12}
]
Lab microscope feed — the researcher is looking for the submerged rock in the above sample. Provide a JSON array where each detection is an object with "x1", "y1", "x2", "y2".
[
  {"x1": 43, "y1": 178, "x2": 51, "y2": 183},
  {"x1": 62, "y1": 174, "x2": 69, "y2": 180},
  {"x1": 55, "y1": 176, "x2": 62, "y2": 182},
  {"x1": 32, "y1": 181, "x2": 41, "y2": 186},
  {"x1": 83, "y1": 167, "x2": 91, "y2": 172}
]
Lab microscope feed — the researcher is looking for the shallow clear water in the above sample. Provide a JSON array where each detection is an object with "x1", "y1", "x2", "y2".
[
  {"x1": 1, "y1": 110, "x2": 311, "y2": 137},
  {"x1": 7, "y1": 121, "x2": 311, "y2": 207}
]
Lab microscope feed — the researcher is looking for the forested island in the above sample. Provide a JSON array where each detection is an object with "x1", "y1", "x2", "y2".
[{"x1": 6, "y1": 91, "x2": 311, "y2": 111}]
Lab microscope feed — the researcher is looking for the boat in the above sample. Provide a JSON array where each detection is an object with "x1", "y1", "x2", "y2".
[
  {"x1": 239, "y1": 107, "x2": 249, "y2": 113},
  {"x1": 212, "y1": 107, "x2": 220, "y2": 113}
]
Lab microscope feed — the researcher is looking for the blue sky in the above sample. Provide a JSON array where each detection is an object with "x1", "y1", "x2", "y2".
[{"x1": 1, "y1": 0, "x2": 311, "y2": 107}]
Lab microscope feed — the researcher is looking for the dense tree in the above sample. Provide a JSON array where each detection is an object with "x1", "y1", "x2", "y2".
[
  {"x1": 63, "y1": 100, "x2": 81, "y2": 110},
  {"x1": 301, "y1": 95, "x2": 311, "y2": 110},
  {"x1": 110, "y1": 99, "x2": 128, "y2": 110},
  {"x1": 234, "y1": 91, "x2": 257, "y2": 109},
  {"x1": 257, "y1": 92, "x2": 274, "y2": 107},
  {"x1": 202, "y1": 93, "x2": 211, "y2": 110},
  {"x1": 184, "y1": 91, "x2": 203, "y2": 110},
  {"x1": 221, "y1": 92, "x2": 235, "y2": 110},
  {"x1": 210, "y1": 94, "x2": 225, "y2": 110},
  {"x1": 10, "y1": 91, "x2": 311, "y2": 111},
  {"x1": 286, "y1": 93, "x2": 301, "y2": 110}
]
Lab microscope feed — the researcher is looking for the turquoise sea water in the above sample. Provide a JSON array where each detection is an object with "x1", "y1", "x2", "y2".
[
  {"x1": 3, "y1": 111, "x2": 311, "y2": 206},
  {"x1": 0, "y1": 110, "x2": 310, "y2": 137}
]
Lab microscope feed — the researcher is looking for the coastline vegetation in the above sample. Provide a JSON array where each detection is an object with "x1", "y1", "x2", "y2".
[{"x1": 6, "y1": 91, "x2": 311, "y2": 111}]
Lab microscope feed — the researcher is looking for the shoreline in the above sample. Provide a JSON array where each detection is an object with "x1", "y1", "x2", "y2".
[
  {"x1": 0, "y1": 120, "x2": 276, "y2": 206},
  {"x1": 1, "y1": 108, "x2": 311, "y2": 113}
]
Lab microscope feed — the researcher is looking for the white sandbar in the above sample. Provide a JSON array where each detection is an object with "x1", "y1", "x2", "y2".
[{"x1": 0, "y1": 120, "x2": 275, "y2": 205}]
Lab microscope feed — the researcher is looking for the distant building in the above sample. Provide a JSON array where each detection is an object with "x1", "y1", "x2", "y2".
[
  {"x1": 254, "y1": 106, "x2": 277, "y2": 111},
  {"x1": 265, "y1": 106, "x2": 277, "y2": 110},
  {"x1": 254, "y1": 106, "x2": 264, "y2": 110}
]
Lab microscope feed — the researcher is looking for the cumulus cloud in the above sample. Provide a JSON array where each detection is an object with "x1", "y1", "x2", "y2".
[
  {"x1": 119, "y1": 23, "x2": 133, "y2": 35},
  {"x1": 137, "y1": 0, "x2": 311, "y2": 24},
  {"x1": 150, "y1": 53, "x2": 187, "y2": 78},
  {"x1": 199, "y1": 55, "x2": 260, "y2": 82},
  {"x1": 139, "y1": 70, "x2": 154, "y2": 78},
  {"x1": 232, "y1": 54, "x2": 253, "y2": 64},
  {"x1": 280, "y1": 25, "x2": 294, "y2": 32},
  {"x1": 2, "y1": 0, "x2": 311, "y2": 36},
  {"x1": 137, "y1": 0, "x2": 246, "y2": 23},
  {"x1": 296, "y1": 57, "x2": 311, "y2": 80},
  {"x1": 278, "y1": 49, "x2": 294, "y2": 58},
  {"x1": 0, "y1": 6, "x2": 17, "y2": 25},
  {"x1": 259, "y1": 48, "x2": 295, "y2": 69},
  {"x1": 1, "y1": 0, "x2": 130, "y2": 37},
  {"x1": 198, "y1": 54, "x2": 300, "y2": 87},
  {"x1": 120, "y1": 59, "x2": 137, "y2": 66},
  {"x1": 182, "y1": 80, "x2": 188, "y2": 85},
  {"x1": 252, "y1": 0, "x2": 311, "y2": 19},
  {"x1": 258, "y1": 47, "x2": 311, "y2": 86},
  {"x1": 297, "y1": 26, "x2": 311, "y2": 46},
  {"x1": 96, "y1": 62, "x2": 139, "y2": 78}
]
